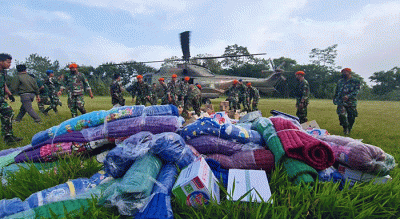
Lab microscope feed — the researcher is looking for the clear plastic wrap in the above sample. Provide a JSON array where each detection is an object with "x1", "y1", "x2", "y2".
[
  {"x1": 238, "y1": 110, "x2": 262, "y2": 123},
  {"x1": 316, "y1": 135, "x2": 397, "y2": 176}
]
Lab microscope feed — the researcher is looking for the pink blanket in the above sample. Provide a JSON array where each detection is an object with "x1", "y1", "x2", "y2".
[{"x1": 270, "y1": 117, "x2": 334, "y2": 170}]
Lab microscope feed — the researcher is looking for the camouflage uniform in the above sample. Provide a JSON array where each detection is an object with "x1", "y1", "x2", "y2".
[
  {"x1": 226, "y1": 85, "x2": 239, "y2": 111},
  {"x1": 295, "y1": 79, "x2": 310, "y2": 124},
  {"x1": 178, "y1": 81, "x2": 189, "y2": 107},
  {"x1": 237, "y1": 83, "x2": 250, "y2": 111},
  {"x1": 37, "y1": 79, "x2": 50, "y2": 113},
  {"x1": 43, "y1": 76, "x2": 62, "y2": 114},
  {"x1": 127, "y1": 81, "x2": 152, "y2": 106},
  {"x1": 248, "y1": 86, "x2": 260, "y2": 111},
  {"x1": 181, "y1": 85, "x2": 201, "y2": 119},
  {"x1": 167, "y1": 80, "x2": 180, "y2": 106},
  {"x1": 0, "y1": 70, "x2": 14, "y2": 137},
  {"x1": 333, "y1": 77, "x2": 361, "y2": 133},
  {"x1": 110, "y1": 79, "x2": 125, "y2": 106},
  {"x1": 150, "y1": 85, "x2": 158, "y2": 105},
  {"x1": 159, "y1": 82, "x2": 169, "y2": 105},
  {"x1": 62, "y1": 72, "x2": 92, "y2": 118}
]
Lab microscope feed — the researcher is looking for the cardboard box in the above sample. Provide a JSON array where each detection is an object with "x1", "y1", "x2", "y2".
[
  {"x1": 172, "y1": 157, "x2": 220, "y2": 207},
  {"x1": 227, "y1": 169, "x2": 272, "y2": 203},
  {"x1": 338, "y1": 165, "x2": 392, "y2": 186},
  {"x1": 300, "y1": 120, "x2": 320, "y2": 130},
  {"x1": 219, "y1": 101, "x2": 230, "y2": 111}
]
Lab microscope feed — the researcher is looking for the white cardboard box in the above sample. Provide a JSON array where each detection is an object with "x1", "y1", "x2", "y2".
[
  {"x1": 172, "y1": 157, "x2": 220, "y2": 207},
  {"x1": 227, "y1": 169, "x2": 272, "y2": 203},
  {"x1": 338, "y1": 165, "x2": 392, "y2": 186}
]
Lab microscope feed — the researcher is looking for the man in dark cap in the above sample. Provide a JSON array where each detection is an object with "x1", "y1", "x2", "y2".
[
  {"x1": 0, "y1": 53, "x2": 23, "y2": 143},
  {"x1": 42, "y1": 70, "x2": 62, "y2": 115},
  {"x1": 11, "y1": 64, "x2": 42, "y2": 123}
]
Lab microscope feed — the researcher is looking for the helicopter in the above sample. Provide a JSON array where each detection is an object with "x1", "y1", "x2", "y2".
[{"x1": 104, "y1": 31, "x2": 289, "y2": 102}]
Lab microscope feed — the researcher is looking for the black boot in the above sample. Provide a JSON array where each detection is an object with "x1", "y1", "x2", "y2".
[{"x1": 4, "y1": 135, "x2": 23, "y2": 144}]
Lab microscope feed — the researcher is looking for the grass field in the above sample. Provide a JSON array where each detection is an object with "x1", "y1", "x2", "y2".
[{"x1": 1, "y1": 96, "x2": 399, "y2": 218}]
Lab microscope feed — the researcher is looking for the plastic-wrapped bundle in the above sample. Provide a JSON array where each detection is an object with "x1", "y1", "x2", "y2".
[
  {"x1": 104, "y1": 132, "x2": 153, "y2": 178},
  {"x1": 205, "y1": 158, "x2": 229, "y2": 188},
  {"x1": 220, "y1": 123, "x2": 264, "y2": 145},
  {"x1": 0, "y1": 145, "x2": 31, "y2": 157},
  {"x1": 315, "y1": 135, "x2": 397, "y2": 176},
  {"x1": 31, "y1": 105, "x2": 178, "y2": 146},
  {"x1": 270, "y1": 117, "x2": 335, "y2": 170},
  {"x1": 206, "y1": 148, "x2": 275, "y2": 173},
  {"x1": 135, "y1": 164, "x2": 178, "y2": 219},
  {"x1": 34, "y1": 131, "x2": 86, "y2": 148},
  {"x1": 180, "y1": 117, "x2": 221, "y2": 140},
  {"x1": 186, "y1": 135, "x2": 244, "y2": 156},
  {"x1": 270, "y1": 110, "x2": 299, "y2": 122},
  {"x1": 150, "y1": 132, "x2": 197, "y2": 169},
  {"x1": 238, "y1": 110, "x2": 262, "y2": 123},
  {"x1": 252, "y1": 117, "x2": 317, "y2": 185},
  {"x1": 100, "y1": 154, "x2": 162, "y2": 216},
  {"x1": 0, "y1": 172, "x2": 110, "y2": 217}
]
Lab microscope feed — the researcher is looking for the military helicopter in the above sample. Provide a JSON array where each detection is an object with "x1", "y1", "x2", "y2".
[{"x1": 105, "y1": 31, "x2": 288, "y2": 102}]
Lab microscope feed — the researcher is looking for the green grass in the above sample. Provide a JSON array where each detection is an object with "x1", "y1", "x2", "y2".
[{"x1": 1, "y1": 96, "x2": 399, "y2": 218}]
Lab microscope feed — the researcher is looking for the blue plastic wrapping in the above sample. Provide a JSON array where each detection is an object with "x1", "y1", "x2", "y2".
[
  {"x1": 180, "y1": 117, "x2": 221, "y2": 141},
  {"x1": 206, "y1": 158, "x2": 229, "y2": 188},
  {"x1": 135, "y1": 164, "x2": 178, "y2": 219},
  {"x1": 104, "y1": 132, "x2": 153, "y2": 178},
  {"x1": 143, "y1": 104, "x2": 179, "y2": 117},
  {"x1": 220, "y1": 123, "x2": 264, "y2": 145},
  {"x1": 0, "y1": 198, "x2": 30, "y2": 218}
]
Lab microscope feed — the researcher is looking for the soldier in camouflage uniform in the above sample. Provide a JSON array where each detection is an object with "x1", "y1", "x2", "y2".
[
  {"x1": 59, "y1": 63, "x2": 94, "y2": 118},
  {"x1": 158, "y1": 78, "x2": 169, "y2": 105},
  {"x1": 0, "y1": 53, "x2": 23, "y2": 143},
  {"x1": 43, "y1": 70, "x2": 62, "y2": 115},
  {"x1": 333, "y1": 68, "x2": 361, "y2": 135},
  {"x1": 167, "y1": 74, "x2": 180, "y2": 106},
  {"x1": 127, "y1": 75, "x2": 152, "y2": 106},
  {"x1": 178, "y1": 76, "x2": 190, "y2": 108},
  {"x1": 150, "y1": 83, "x2": 158, "y2": 105},
  {"x1": 295, "y1": 71, "x2": 310, "y2": 124},
  {"x1": 110, "y1": 73, "x2": 125, "y2": 107},
  {"x1": 237, "y1": 79, "x2": 250, "y2": 111},
  {"x1": 181, "y1": 84, "x2": 202, "y2": 119},
  {"x1": 225, "y1": 80, "x2": 239, "y2": 111},
  {"x1": 247, "y1": 82, "x2": 260, "y2": 112},
  {"x1": 37, "y1": 77, "x2": 50, "y2": 114}
]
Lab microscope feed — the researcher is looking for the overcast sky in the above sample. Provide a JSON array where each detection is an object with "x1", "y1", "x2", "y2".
[{"x1": 1, "y1": 0, "x2": 399, "y2": 84}]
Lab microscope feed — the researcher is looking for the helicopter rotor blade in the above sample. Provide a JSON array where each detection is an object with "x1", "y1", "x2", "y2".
[
  {"x1": 190, "y1": 53, "x2": 266, "y2": 60},
  {"x1": 180, "y1": 31, "x2": 191, "y2": 62}
]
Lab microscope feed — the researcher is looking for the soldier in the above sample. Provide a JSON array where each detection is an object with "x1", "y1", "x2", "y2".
[
  {"x1": 158, "y1": 78, "x2": 169, "y2": 105},
  {"x1": 178, "y1": 76, "x2": 190, "y2": 107},
  {"x1": 150, "y1": 83, "x2": 158, "y2": 105},
  {"x1": 333, "y1": 68, "x2": 361, "y2": 135},
  {"x1": 11, "y1": 65, "x2": 42, "y2": 123},
  {"x1": 36, "y1": 76, "x2": 50, "y2": 114},
  {"x1": 247, "y1": 82, "x2": 260, "y2": 111},
  {"x1": 110, "y1": 73, "x2": 125, "y2": 107},
  {"x1": 127, "y1": 75, "x2": 152, "y2": 105},
  {"x1": 0, "y1": 53, "x2": 23, "y2": 143},
  {"x1": 59, "y1": 63, "x2": 94, "y2": 118},
  {"x1": 181, "y1": 84, "x2": 202, "y2": 119},
  {"x1": 225, "y1": 79, "x2": 239, "y2": 111},
  {"x1": 294, "y1": 71, "x2": 310, "y2": 124},
  {"x1": 237, "y1": 79, "x2": 250, "y2": 111},
  {"x1": 167, "y1": 74, "x2": 180, "y2": 106},
  {"x1": 196, "y1": 83, "x2": 202, "y2": 90},
  {"x1": 42, "y1": 70, "x2": 62, "y2": 115}
]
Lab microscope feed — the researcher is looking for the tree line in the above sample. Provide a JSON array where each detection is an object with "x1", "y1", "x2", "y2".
[{"x1": 6, "y1": 44, "x2": 399, "y2": 101}]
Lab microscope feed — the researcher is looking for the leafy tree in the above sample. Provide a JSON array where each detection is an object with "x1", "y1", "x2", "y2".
[
  {"x1": 369, "y1": 67, "x2": 400, "y2": 95},
  {"x1": 190, "y1": 54, "x2": 222, "y2": 74},
  {"x1": 161, "y1": 56, "x2": 181, "y2": 68},
  {"x1": 272, "y1": 57, "x2": 297, "y2": 71},
  {"x1": 221, "y1": 44, "x2": 254, "y2": 68},
  {"x1": 18, "y1": 53, "x2": 60, "y2": 79},
  {"x1": 309, "y1": 44, "x2": 341, "y2": 70}
]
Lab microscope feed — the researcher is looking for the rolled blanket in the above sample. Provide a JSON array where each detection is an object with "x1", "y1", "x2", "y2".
[
  {"x1": 206, "y1": 149, "x2": 275, "y2": 173},
  {"x1": 180, "y1": 117, "x2": 264, "y2": 145},
  {"x1": 238, "y1": 110, "x2": 262, "y2": 123},
  {"x1": 185, "y1": 135, "x2": 244, "y2": 156},
  {"x1": 34, "y1": 131, "x2": 86, "y2": 148},
  {"x1": 100, "y1": 154, "x2": 162, "y2": 216},
  {"x1": 32, "y1": 105, "x2": 179, "y2": 146},
  {"x1": 316, "y1": 135, "x2": 397, "y2": 176},
  {"x1": 0, "y1": 145, "x2": 32, "y2": 158},
  {"x1": 135, "y1": 164, "x2": 178, "y2": 219},
  {"x1": 252, "y1": 117, "x2": 317, "y2": 184},
  {"x1": 270, "y1": 117, "x2": 335, "y2": 170}
]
